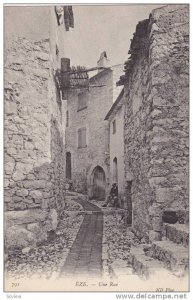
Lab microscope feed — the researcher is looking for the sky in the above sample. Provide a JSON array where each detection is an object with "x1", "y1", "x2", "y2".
[{"x1": 64, "y1": 4, "x2": 164, "y2": 69}]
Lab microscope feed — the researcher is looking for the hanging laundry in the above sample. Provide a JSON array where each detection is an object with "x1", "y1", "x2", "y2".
[
  {"x1": 68, "y1": 6, "x2": 74, "y2": 28},
  {"x1": 64, "y1": 6, "x2": 74, "y2": 31},
  {"x1": 63, "y1": 6, "x2": 70, "y2": 31},
  {"x1": 55, "y1": 6, "x2": 64, "y2": 25}
]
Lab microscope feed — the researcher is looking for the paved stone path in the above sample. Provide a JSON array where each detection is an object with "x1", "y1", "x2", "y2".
[{"x1": 60, "y1": 199, "x2": 103, "y2": 278}]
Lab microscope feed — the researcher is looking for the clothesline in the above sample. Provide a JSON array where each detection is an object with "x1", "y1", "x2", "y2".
[
  {"x1": 61, "y1": 63, "x2": 124, "y2": 75},
  {"x1": 67, "y1": 85, "x2": 107, "y2": 89}
]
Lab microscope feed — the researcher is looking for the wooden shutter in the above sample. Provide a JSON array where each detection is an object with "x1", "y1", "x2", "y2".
[
  {"x1": 66, "y1": 111, "x2": 69, "y2": 127},
  {"x1": 82, "y1": 127, "x2": 86, "y2": 147},
  {"x1": 78, "y1": 127, "x2": 86, "y2": 148},
  {"x1": 78, "y1": 92, "x2": 87, "y2": 111}
]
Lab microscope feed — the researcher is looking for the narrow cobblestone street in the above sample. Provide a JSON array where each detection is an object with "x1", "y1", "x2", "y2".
[
  {"x1": 5, "y1": 194, "x2": 189, "y2": 292},
  {"x1": 4, "y1": 4, "x2": 190, "y2": 294},
  {"x1": 5, "y1": 196, "x2": 105, "y2": 280},
  {"x1": 60, "y1": 199, "x2": 103, "y2": 278},
  {"x1": 5, "y1": 197, "x2": 85, "y2": 280}
]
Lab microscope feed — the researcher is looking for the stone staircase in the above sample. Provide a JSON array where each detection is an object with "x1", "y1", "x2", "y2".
[
  {"x1": 162, "y1": 223, "x2": 189, "y2": 248},
  {"x1": 65, "y1": 191, "x2": 88, "y2": 201},
  {"x1": 128, "y1": 222, "x2": 189, "y2": 279}
]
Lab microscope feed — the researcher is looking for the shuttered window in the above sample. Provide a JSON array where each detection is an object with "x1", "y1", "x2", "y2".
[
  {"x1": 78, "y1": 92, "x2": 87, "y2": 111},
  {"x1": 66, "y1": 110, "x2": 69, "y2": 127},
  {"x1": 78, "y1": 127, "x2": 87, "y2": 148}
]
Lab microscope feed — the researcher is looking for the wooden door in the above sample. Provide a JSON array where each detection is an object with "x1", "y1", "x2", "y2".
[{"x1": 93, "y1": 167, "x2": 106, "y2": 200}]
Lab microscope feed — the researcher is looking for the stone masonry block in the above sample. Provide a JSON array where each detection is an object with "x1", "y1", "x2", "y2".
[
  {"x1": 5, "y1": 225, "x2": 36, "y2": 250},
  {"x1": 152, "y1": 216, "x2": 163, "y2": 232},
  {"x1": 149, "y1": 177, "x2": 166, "y2": 188},
  {"x1": 29, "y1": 190, "x2": 43, "y2": 199},
  {"x1": 148, "y1": 203, "x2": 162, "y2": 217},
  {"x1": 16, "y1": 188, "x2": 29, "y2": 197},
  {"x1": 149, "y1": 230, "x2": 161, "y2": 242},
  {"x1": 23, "y1": 180, "x2": 47, "y2": 189},
  {"x1": 5, "y1": 209, "x2": 48, "y2": 228},
  {"x1": 155, "y1": 187, "x2": 174, "y2": 204},
  {"x1": 43, "y1": 208, "x2": 58, "y2": 232}
]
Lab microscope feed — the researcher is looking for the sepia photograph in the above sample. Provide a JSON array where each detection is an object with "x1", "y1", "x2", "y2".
[{"x1": 3, "y1": 3, "x2": 189, "y2": 293}]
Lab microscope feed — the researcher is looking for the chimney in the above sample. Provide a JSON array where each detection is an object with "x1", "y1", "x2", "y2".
[{"x1": 97, "y1": 51, "x2": 110, "y2": 73}]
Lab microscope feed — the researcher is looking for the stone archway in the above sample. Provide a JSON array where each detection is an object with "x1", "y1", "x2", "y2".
[{"x1": 89, "y1": 165, "x2": 106, "y2": 200}]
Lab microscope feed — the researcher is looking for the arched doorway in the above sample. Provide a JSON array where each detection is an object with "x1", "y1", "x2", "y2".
[{"x1": 92, "y1": 166, "x2": 106, "y2": 200}]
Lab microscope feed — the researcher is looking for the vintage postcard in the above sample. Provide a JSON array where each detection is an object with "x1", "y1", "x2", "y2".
[{"x1": 4, "y1": 3, "x2": 189, "y2": 293}]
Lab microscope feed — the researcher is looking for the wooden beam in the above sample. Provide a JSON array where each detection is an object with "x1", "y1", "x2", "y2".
[
  {"x1": 67, "y1": 84, "x2": 107, "y2": 89},
  {"x1": 62, "y1": 66, "x2": 109, "y2": 75}
]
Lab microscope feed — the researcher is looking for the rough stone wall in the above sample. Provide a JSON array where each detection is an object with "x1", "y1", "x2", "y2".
[
  {"x1": 123, "y1": 24, "x2": 153, "y2": 240},
  {"x1": 109, "y1": 104, "x2": 125, "y2": 200},
  {"x1": 4, "y1": 35, "x2": 65, "y2": 250},
  {"x1": 65, "y1": 70, "x2": 114, "y2": 193},
  {"x1": 5, "y1": 37, "x2": 51, "y2": 212},
  {"x1": 122, "y1": 5, "x2": 189, "y2": 241},
  {"x1": 148, "y1": 5, "x2": 189, "y2": 212}
]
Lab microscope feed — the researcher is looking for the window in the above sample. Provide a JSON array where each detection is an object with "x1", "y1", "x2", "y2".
[
  {"x1": 78, "y1": 127, "x2": 87, "y2": 148},
  {"x1": 66, "y1": 111, "x2": 69, "y2": 127},
  {"x1": 78, "y1": 92, "x2": 87, "y2": 111},
  {"x1": 66, "y1": 152, "x2": 72, "y2": 179},
  {"x1": 112, "y1": 120, "x2": 116, "y2": 134}
]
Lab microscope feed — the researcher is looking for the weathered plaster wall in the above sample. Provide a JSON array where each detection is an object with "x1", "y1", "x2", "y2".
[
  {"x1": 112, "y1": 65, "x2": 124, "y2": 103},
  {"x1": 109, "y1": 105, "x2": 125, "y2": 199},
  {"x1": 123, "y1": 4, "x2": 189, "y2": 241},
  {"x1": 49, "y1": 7, "x2": 68, "y2": 70},
  {"x1": 65, "y1": 69, "x2": 113, "y2": 194},
  {"x1": 4, "y1": 7, "x2": 66, "y2": 251}
]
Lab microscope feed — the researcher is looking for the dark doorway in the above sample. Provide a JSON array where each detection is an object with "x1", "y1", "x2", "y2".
[
  {"x1": 126, "y1": 180, "x2": 132, "y2": 225},
  {"x1": 113, "y1": 157, "x2": 118, "y2": 184},
  {"x1": 66, "y1": 152, "x2": 71, "y2": 179},
  {"x1": 93, "y1": 166, "x2": 106, "y2": 200}
]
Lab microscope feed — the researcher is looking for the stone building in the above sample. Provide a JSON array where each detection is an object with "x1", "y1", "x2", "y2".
[
  {"x1": 4, "y1": 4, "x2": 189, "y2": 254},
  {"x1": 118, "y1": 4, "x2": 189, "y2": 241},
  {"x1": 4, "y1": 6, "x2": 74, "y2": 250},
  {"x1": 65, "y1": 52, "x2": 123, "y2": 199},
  {"x1": 104, "y1": 88, "x2": 125, "y2": 206}
]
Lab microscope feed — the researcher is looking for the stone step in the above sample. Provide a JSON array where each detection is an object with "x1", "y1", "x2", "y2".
[
  {"x1": 162, "y1": 223, "x2": 189, "y2": 248},
  {"x1": 128, "y1": 245, "x2": 176, "y2": 279},
  {"x1": 65, "y1": 194, "x2": 88, "y2": 202},
  {"x1": 177, "y1": 210, "x2": 189, "y2": 224},
  {"x1": 109, "y1": 258, "x2": 134, "y2": 279},
  {"x1": 65, "y1": 191, "x2": 79, "y2": 196},
  {"x1": 146, "y1": 240, "x2": 189, "y2": 272}
]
